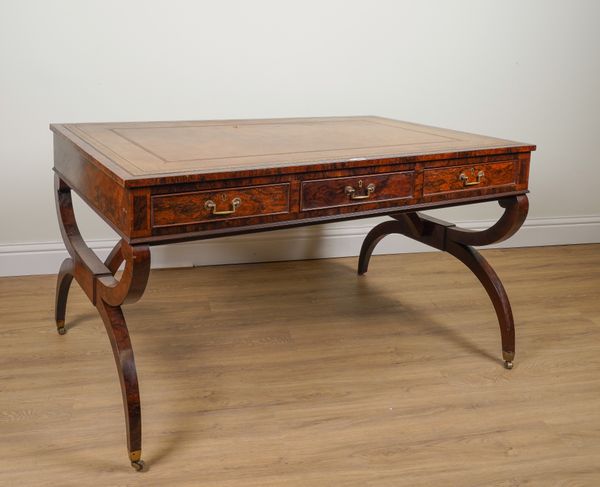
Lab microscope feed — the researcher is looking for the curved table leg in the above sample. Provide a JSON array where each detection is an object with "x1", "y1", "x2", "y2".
[
  {"x1": 96, "y1": 300, "x2": 144, "y2": 470},
  {"x1": 55, "y1": 257, "x2": 74, "y2": 335},
  {"x1": 445, "y1": 242, "x2": 516, "y2": 369},
  {"x1": 358, "y1": 195, "x2": 529, "y2": 369},
  {"x1": 54, "y1": 175, "x2": 150, "y2": 471},
  {"x1": 54, "y1": 243, "x2": 124, "y2": 335}
]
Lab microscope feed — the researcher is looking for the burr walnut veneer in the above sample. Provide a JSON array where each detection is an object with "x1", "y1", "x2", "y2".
[{"x1": 50, "y1": 116, "x2": 535, "y2": 471}]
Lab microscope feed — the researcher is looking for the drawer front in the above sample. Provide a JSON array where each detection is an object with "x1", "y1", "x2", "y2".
[
  {"x1": 301, "y1": 171, "x2": 415, "y2": 211},
  {"x1": 152, "y1": 183, "x2": 290, "y2": 228},
  {"x1": 423, "y1": 160, "x2": 517, "y2": 196}
]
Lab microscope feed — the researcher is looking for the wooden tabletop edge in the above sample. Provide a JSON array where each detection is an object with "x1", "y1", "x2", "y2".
[
  {"x1": 120, "y1": 144, "x2": 536, "y2": 188},
  {"x1": 50, "y1": 124, "x2": 132, "y2": 187},
  {"x1": 49, "y1": 120, "x2": 536, "y2": 189}
]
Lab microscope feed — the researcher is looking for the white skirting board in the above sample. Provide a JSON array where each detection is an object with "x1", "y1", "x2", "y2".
[{"x1": 0, "y1": 215, "x2": 599, "y2": 277}]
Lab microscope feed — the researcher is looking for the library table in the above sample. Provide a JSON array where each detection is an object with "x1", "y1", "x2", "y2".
[{"x1": 50, "y1": 116, "x2": 534, "y2": 470}]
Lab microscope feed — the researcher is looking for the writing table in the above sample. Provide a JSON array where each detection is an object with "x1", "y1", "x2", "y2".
[{"x1": 51, "y1": 116, "x2": 534, "y2": 470}]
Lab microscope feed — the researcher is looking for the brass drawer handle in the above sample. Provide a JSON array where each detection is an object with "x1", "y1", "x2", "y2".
[
  {"x1": 345, "y1": 181, "x2": 375, "y2": 200},
  {"x1": 204, "y1": 197, "x2": 241, "y2": 215},
  {"x1": 459, "y1": 170, "x2": 485, "y2": 186}
]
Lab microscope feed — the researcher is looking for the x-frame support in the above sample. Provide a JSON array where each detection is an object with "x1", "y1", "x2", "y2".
[
  {"x1": 54, "y1": 175, "x2": 150, "y2": 471},
  {"x1": 358, "y1": 194, "x2": 529, "y2": 369},
  {"x1": 54, "y1": 172, "x2": 528, "y2": 470}
]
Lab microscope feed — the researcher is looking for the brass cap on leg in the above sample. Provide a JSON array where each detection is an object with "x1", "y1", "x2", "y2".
[
  {"x1": 56, "y1": 320, "x2": 66, "y2": 335},
  {"x1": 129, "y1": 450, "x2": 146, "y2": 472},
  {"x1": 503, "y1": 350, "x2": 515, "y2": 370}
]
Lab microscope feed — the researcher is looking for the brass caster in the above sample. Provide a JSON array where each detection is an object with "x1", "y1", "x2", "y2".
[
  {"x1": 131, "y1": 460, "x2": 146, "y2": 472},
  {"x1": 56, "y1": 320, "x2": 66, "y2": 335},
  {"x1": 502, "y1": 351, "x2": 514, "y2": 370}
]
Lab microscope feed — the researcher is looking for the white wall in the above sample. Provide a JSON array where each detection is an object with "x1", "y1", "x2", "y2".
[{"x1": 1, "y1": 0, "x2": 599, "y2": 276}]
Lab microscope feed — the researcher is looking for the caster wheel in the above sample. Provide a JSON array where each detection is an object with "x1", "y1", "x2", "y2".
[
  {"x1": 131, "y1": 460, "x2": 146, "y2": 472},
  {"x1": 57, "y1": 326, "x2": 67, "y2": 335},
  {"x1": 504, "y1": 361, "x2": 514, "y2": 370}
]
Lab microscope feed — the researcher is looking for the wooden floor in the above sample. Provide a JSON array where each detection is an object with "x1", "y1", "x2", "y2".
[{"x1": 1, "y1": 244, "x2": 599, "y2": 486}]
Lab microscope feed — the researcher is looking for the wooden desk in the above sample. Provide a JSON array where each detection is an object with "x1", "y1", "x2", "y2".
[{"x1": 51, "y1": 116, "x2": 534, "y2": 471}]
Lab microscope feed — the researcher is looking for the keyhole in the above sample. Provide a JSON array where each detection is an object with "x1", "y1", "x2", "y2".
[{"x1": 220, "y1": 193, "x2": 226, "y2": 202}]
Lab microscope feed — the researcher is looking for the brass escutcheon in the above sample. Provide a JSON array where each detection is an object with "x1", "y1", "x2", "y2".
[{"x1": 345, "y1": 180, "x2": 376, "y2": 200}]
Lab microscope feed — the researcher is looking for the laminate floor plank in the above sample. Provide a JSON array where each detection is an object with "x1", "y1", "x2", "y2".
[{"x1": 0, "y1": 244, "x2": 599, "y2": 486}]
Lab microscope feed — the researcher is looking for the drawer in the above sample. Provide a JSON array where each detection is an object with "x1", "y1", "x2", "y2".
[
  {"x1": 151, "y1": 183, "x2": 290, "y2": 228},
  {"x1": 423, "y1": 160, "x2": 518, "y2": 196},
  {"x1": 301, "y1": 171, "x2": 415, "y2": 211}
]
